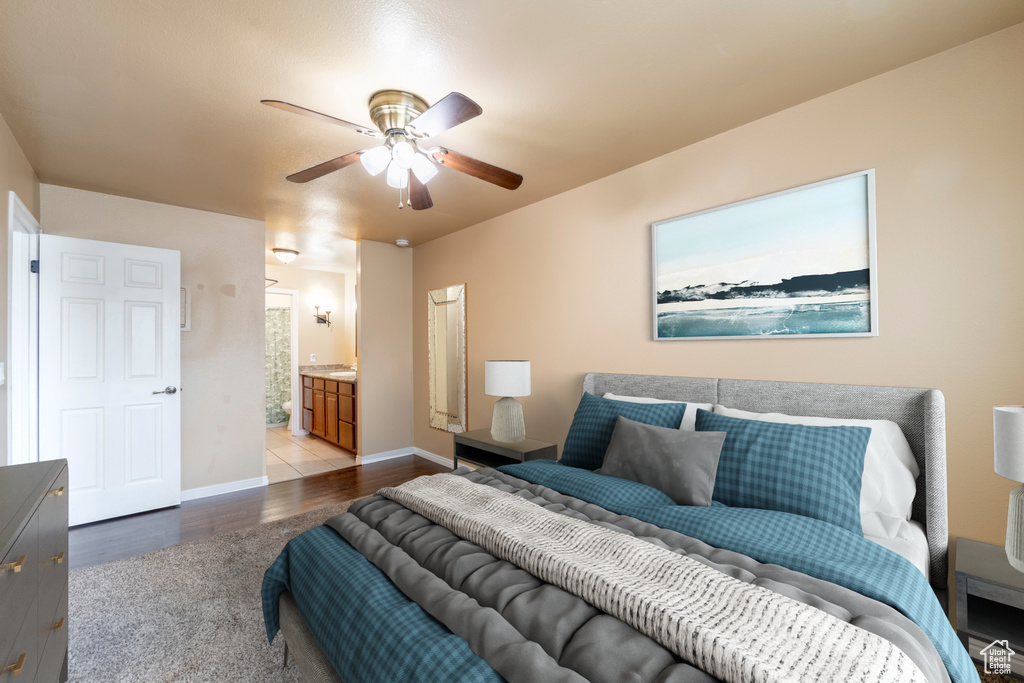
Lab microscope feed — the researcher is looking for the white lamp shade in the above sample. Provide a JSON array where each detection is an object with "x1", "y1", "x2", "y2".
[
  {"x1": 360, "y1": 145, "x2": 391, "y2": 176},
  {"x1": 485, "y1": 361, "x2": 530, "y2": 397},
  {"x1": 995, "y1": 406, "x2": 1024, "y2": 483},
  {"x1": 391, "y1": 140, "x2": 416, "y2": 169},
  {"x1": 411, "y1": 153, "x2": 438, "y2": 184},
  {"x1": 386, "y1": 162, "x2": 409, "y2": 189}
]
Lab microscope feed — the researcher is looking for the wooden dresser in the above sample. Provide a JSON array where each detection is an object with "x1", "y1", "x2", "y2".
[
  {"x1": 301, "y1": 376, "x2": 357, "y2": 453},
  {"x1": 1, "y1": 460, "x2": 69, "y2": 683}
]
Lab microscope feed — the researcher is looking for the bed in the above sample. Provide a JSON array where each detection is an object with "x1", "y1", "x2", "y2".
[{"x1": 262, "y1": 373, "x2": 976, "y2": 683}]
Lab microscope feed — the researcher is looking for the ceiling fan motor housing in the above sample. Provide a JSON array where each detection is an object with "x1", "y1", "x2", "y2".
[{"x1": 368, "y1": 90, "x2": 429, "y2": 135}]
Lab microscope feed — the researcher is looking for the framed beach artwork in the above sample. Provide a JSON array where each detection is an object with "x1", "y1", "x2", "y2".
[{"x1": 652, "y1": 169, "x2": 878, "y2": 340}]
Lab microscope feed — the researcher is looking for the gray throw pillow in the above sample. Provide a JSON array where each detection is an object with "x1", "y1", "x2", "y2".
[{"x1": 597, "y1": 416, "x2": 726, "y2": 506}]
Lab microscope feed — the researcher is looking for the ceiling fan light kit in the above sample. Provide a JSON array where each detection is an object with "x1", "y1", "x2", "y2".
[{"x1": 263, "y1": 89, "x2": 523, "y2": 210}]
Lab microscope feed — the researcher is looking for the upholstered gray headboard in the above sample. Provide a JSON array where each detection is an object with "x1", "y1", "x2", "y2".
[{"x1": 582, "y1": 373, "x2": 948, "y2": 589}]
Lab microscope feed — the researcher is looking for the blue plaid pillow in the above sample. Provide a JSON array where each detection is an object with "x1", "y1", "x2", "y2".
[
  {"x1": 695, "y1": 409, "x2": 869, "y2": 534},
  {"x1": 561, "y1": 392, "x2": 688, "y2": 470}
]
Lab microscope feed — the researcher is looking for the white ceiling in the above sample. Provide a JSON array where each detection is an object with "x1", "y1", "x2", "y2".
[{"x1": 2, "y1": 0, "x2": 1022, "y2": 265}]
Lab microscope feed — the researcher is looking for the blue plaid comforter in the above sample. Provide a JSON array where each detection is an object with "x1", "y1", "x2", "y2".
[
  {"x1": 263, "y1": 525, "x2": 503, "y2": 683},
  {"x1": 499, "y1": 460, "x2": 977, "y2": 683},
  {"x1": 263, "y1": 461, "x2": 977, "y2": 683}
]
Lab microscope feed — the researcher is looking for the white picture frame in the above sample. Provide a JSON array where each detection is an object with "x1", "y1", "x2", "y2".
[{"x1": 652, "y1": 169, "x2": 878, "y2": 340}]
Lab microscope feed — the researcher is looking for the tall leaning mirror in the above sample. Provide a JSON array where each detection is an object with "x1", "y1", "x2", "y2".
[{"x1": 428, "y1": 284, "x2": 467, "y2": 433}]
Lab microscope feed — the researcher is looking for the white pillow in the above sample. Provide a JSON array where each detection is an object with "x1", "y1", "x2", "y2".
[
  {"x1": 602, "y1": 393, "x2": 714, "y2": 431},
  {"x1": 712, "y1": 404, "x2": 920, "y2": 539}
]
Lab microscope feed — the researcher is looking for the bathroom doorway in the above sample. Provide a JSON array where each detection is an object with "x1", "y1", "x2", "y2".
[{"x1": 265, "y1": 288, "x2": 299, "y2": 435}]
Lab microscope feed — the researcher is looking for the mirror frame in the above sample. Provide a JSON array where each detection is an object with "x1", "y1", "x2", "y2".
[{"x1": 428, "y1": 284, "x2": 467, "y2": 433}]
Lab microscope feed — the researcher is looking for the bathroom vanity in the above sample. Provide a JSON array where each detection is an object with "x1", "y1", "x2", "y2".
[{"x1": 300, "y1": 372, "x2": 357, "y2": 453}]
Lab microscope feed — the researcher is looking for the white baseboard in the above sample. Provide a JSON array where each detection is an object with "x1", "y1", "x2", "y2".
[
  {"x1": 359, "y1": 446, "x2": 454, "y2": 468},
  {"x1": 359, "y1": 447, "x2": 416, "y2": 464},
  {"x1": 181, "y1": 475, "x2": 269, "y2": 502},
  {"x1": 413, "y1": 447, "x2": 454, "y2": 468}
]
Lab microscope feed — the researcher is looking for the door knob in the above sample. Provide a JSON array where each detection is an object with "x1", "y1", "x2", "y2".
[{"x1": 152, "y1": 386, "x2": 178, "y2": 395}]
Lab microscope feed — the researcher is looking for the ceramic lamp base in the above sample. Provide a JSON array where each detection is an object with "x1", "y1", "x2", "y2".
[
  {"x1": 1008, "y1": 483, "x2": 1024, "y2": 572},
  {"x1": 490, "y1": 397, "x2": 525, "y2": 443}
]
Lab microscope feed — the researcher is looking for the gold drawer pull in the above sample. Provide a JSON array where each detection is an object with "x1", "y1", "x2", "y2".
[
  {"x1": 1, "y1": 555, "x2": 26, "y2": 574},
  {"x1": 2, "y1": 652, "x2": 26, "y2": 676},
  {"x1": 52, "y1": 551, "x2": 65, "y2": 564},
  {"x1": 48, "y1": 486, "x2": 65, "y2": 497},
  {"x1": 53, "y1": 617, "x2": 65, "y2": 632}
]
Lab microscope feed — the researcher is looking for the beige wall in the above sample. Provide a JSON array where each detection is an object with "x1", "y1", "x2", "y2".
[
  {"x1": 265, "y1": 264, "x2": 355, "y2": 366},
  {"x1": 414, "y1": 24, "x2": 1024, "y2": 559},
  {"x1": 41, "y1": 185, "x2": 267, "y2": 492},
  {"x1": 0, "y1": 111, "x2": 40, "y2": 463},
  {"x1": 358, "y1": 240, "x2": 413, "y2": 458}
]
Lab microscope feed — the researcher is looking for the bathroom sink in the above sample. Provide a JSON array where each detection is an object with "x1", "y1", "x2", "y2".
[{"x1": 329, "y1": 371, "x2": 357, "y2": 379}]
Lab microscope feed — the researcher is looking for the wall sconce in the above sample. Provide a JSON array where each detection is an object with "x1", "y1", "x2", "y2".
[{"x1": 314, "y1": 305, "x2": 332, "y2": 327}]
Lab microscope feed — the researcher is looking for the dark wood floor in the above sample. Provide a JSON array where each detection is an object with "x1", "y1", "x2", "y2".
[{"x1": 68, "y1": 455, "x2": 448, "y2": 570}]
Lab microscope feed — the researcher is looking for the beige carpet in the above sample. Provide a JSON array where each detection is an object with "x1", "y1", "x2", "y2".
[{"x1": 68, "y1": 503, "x2": 354, "y2": 682}]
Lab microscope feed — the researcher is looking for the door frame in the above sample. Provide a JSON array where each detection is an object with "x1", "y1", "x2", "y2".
[
  {"x1": 266, "y1": 287, "x2": 302, "y2": 436},
  {"x1": 6, "y1": 191, "x2": 40, "y2": 465}
]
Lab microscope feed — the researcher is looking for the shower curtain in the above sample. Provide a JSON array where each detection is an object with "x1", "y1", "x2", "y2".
[{"x1": 266, "y1": 307, "x2": 292, "y2": 425}]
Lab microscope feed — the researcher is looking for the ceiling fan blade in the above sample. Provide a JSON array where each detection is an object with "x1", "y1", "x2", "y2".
[
  {"x1": 261, "y1": 100, "x2": 382, "y2": 138},
  {"x1": 430, "y1": 147, "x2": 523, "y2": 190},
  {"x1": 286, "y1": 150, "x2": 365, "y2": 183},
  {"x1": 409, "y1": 173, "x2": 433, "y2": 210},
  {"x1": 406, "y1": 93, "x2": 482, "y2": 139}
]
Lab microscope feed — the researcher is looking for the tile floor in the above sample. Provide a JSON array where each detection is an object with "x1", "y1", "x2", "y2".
[{"x1": 265, "y1": 425, "x2": 358, "y2": 483}]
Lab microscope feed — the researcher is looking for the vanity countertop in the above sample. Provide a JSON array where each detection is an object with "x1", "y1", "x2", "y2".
[{"x1": 300, "y1": 369, "x2": 357, "y2": 384}]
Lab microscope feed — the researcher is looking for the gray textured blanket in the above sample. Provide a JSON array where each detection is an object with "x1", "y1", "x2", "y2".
[{"x1": 327, "y1": 468, "x2": 950, "y2": 683}]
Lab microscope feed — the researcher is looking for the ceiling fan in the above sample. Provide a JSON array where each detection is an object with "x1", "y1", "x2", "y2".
[{"x1": 262, "y1": 90, "x2": 523, "y2": 210}]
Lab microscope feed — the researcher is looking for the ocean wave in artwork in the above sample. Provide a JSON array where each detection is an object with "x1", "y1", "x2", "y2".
[{"x1": 657, "y1": 300, "x2": 871, "y2": 338}]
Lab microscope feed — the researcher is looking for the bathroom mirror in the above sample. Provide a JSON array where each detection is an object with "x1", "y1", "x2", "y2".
[{"x1": 428, "y1": 284, "x2": 467, "y2": 433}]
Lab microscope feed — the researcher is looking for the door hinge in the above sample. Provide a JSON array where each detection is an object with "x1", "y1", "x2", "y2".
[{"x1": 29, "y1": 259, "x2": 39, "y2": 274}]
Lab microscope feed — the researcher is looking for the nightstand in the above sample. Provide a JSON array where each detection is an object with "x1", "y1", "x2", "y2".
[
  {"x1": 453, "y1": 428, "x2": 557, "y2": 469},
  {"x1": 955, "y1": 537, "x2": 1024, "y2": 677}
]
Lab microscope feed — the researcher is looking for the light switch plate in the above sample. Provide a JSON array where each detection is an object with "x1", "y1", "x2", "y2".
[{"x1": 310, "y1": 353, "x2": 316, "y2": 362}]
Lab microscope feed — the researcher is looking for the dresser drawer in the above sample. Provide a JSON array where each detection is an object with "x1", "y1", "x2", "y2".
[
  {"x1": 38, "y1": 469, "x2": 68, "y2": 566},
  {"x1": 302, "y1": 376, "x2": 313, "y2": 389},
  {"x1": 1, "y1": 617, "x2": 38, "y2": 683},
  {"x1": 338, "y1": 382, "x2": 354, "y2": 397},
  {"x1": 37, "y1": 580, "x2": 68, "y2": 683},
  {"x1": 325, "y1": 380, "x2": 339, "y2": 394},
  {"x1": 0, "y1": 515, "x2": 38, "y2": 661},
  {"x1": 312, "y1": 378, "x2": 325, "y2": 391},
  {"x1": 38, "y1": 554, "x2": 67, "y2": 641}
]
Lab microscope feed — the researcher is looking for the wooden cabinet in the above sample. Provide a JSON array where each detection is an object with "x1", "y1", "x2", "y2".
[
  {"x1": 301, "y1": 374, "x2": 357, "y2": 454},
  {"x1": 312, "y1": 390, "x2": 326, "y2": 437},
  {"x1": 1, "y1": 460, "x2": 69, "y2": 683},
  {"x1": 325, "y1": 394, "x2": 339, "y2": 442}
]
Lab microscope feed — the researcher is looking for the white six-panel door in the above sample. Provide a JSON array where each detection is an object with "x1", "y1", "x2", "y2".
[{"x1": 39, "y1": 235, "x2": 181, "y2": 526}]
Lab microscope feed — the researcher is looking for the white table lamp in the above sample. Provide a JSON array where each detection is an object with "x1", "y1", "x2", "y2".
[
  {"x1": 485, "y1": 361, "x2": 530, "y2": 443},
  {"x1": 994, "y1": 405, "x2": 1024, "y2": 571}
]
